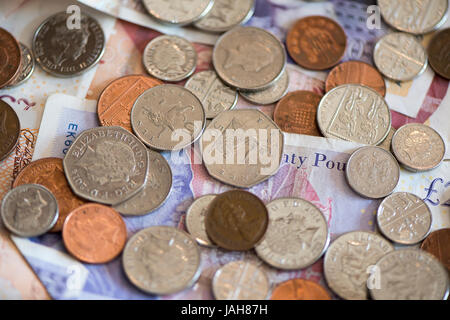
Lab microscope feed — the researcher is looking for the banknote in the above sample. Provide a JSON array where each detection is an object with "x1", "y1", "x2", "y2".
[{"x1": 427, "y1": 89, "x2": 450, "y2": 160}]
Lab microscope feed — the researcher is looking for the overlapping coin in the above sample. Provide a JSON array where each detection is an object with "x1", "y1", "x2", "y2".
[
  {"x1": 143, "y1": 0, "x2": 214, "y2": 25},
  {"x1": 0, "y1": 100, "x2": 20, "y2": 161},
  {"x1": 0, "y1": 27, "x2": 21, "y2": 88},
  {"x1": 420, "y1": 228, "x2": 450, "y2": 272},
  {"x1": 185, "y1": 194, "x2": 217, "y2": 247},
  {"x1": 428, "y1": 28, "x2": 450, "y2": 80},
  {"x1": 5, "y1": 43, "x2": 34, "y2": 88},
  {"x1": 271, "y1": 279, "x2": 331, "y2": 300},
  {"x1": 240, "y1": 69, "x2": 289, "y2": 105}
]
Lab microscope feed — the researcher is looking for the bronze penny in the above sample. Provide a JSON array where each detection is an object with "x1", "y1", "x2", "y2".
[
  {"x1": 325, "y1": 61, "x2": 386, "y2": 96},
  {"x1": 0, "y1": 100, "x2": 20, "y2": 161},
  {"x1": 273, "y1": 90, "x2": 322, "y2": 136},
  {"x1": 287, "y1": 16, "x2": 347, "y2": 70},
  {"x1": 97, "y1": 75, "x2": 163, "y2": 132},
  {"x1": 420, "y1": 228, "x2": 450, "y2": 272},
  {"x1": 13, "y1": 158, "x2": 85, "y2": 232},
  {"x1": 205, "y1": 190, "x2": 268, "y2": 251},
  {"x1": 428, "y1": 28, "x2": 450, "y2": 80},
  {"x1": 271, "y1": 279, "x2": 331, "y2": 300},
  {"x1": 0, "y1": 28, "x2": 21, "y2": 88},
  {"x1": 62, "y1": 203, "x2": 127, "y2": 264}
]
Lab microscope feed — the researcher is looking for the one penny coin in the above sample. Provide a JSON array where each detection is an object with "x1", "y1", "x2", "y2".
[
  {"x1": 287, "y1": 16, "x2": 347, "y2": 70},
  {"x1": 273, "y1": 90, "x2": 322, "y2": 136},
  {"x1": 428, "y1": 28, "x2": 450, "y2": 80},
  {"x1": 326, "y1": 61, "x2": 386, "y2": 96},
  {"x1": 0, "y1": 28, "x2": 21, "y2": 88},
  {"x1": 97, "y1": 75, "x2": 163, "y2": 132},
  {"x1": 0, "y1": 100, "x2": 20, "y2": 161},
  {"x1": 205, "y1": 190, "x2": 268, "y2": 251},
  {"x1": 420, "y1": 228, "x2": 450, "y2": 272},
  {"x1": 62, "y1": 203, "x2": 127, "y2": 264},
  {"x1": 13, "y1": 157, "x2": 85, "y2": 232},
  {"x1": 271, "y1": 279, "x2": 331, "y2": 300}
]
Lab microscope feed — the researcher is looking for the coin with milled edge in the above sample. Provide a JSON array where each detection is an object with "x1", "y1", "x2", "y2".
[
  {"x1": 271, "y1": 279, "x2": 331, "y2": 300},
  {"x1": 428, "y1": 28, "x2": 450, "y2": 80},
  {"x1": 324, "y1": 231, "x2": 394, "y2": 300},
  {"x1": 213, "y1": 26, "x2": 286, "y2": 91},
  {"x1": 143, "y1": 0, "x2": 214, "y2": 26},
  {"x1": 113, "y1": 150, "x2": 172, "y2": 216},
  {"x1": 1, "y1": 184, "x2": 59, "y2": 237},
  {"x1": 374, "y1": 33, "x2": 428, "y2": 82},
  {"x1": 240, "y1": 68, "x2": 289, "y2": 105},
  {"x1": 5, "y1": 43, "x2": 34, "y2": 88},
  {"x1": 33, "y1": 11, "x2": 105, "y2": 77},
  {"x1": 370, "y1": 249, "x2": 449, "y2": 300},
  {"x1": 0, "y1": 100, "x2": 20, "y2": 161},
  {"x1": 421, "y1": 228, "x2": 450, "y2": 272},
  {"x1": 143, "y1": 35, "x2": 197, "y2": 82},
  {"x1": 205, "y1": 190, "x2": 268, "y2": 251},
  {"x1": 377, "y1": 192, "x2": 432, "y2": 245},
  {"x1": 123, "y1": 226, "x2": 201, "y2": 295},
  {"x1": 63, "y1": 126, "x2": 149, "y2": 205},
  {"x1": 185, "y1": 194, "x2": 217, "y2": 247},
  {"x1": 194, "y1": 0, "x2": 255, "y2": 33},
  {"x1": 391, "y1": 123, "x2": 446, "y2": 172},
  {"x1": 378, "y1": 0, "x2": 448, "y2": 35},
  {"x1": 255, "y1": 198, "x2": 329, "y2": 270},
  {"x1": 212, "y1": 261, "x2": 270, "y2": 300},
  {"x1": 0, "y1": 28, "x2": 21, "y2": 88},
  {"x1": 185, "y1": 70, "x2": 238, "y2": 119},
  {"x1": 346, "y1": 147, "x2": 400, "y2": 199},
  {"x1": 131, "y1": 84, "x2": 206, "y2": 151},
  {"x1": 317, "y1": 84, "x2": 391, "y2": 145},
  {"x1": 201, "y1": 109, "x2": 283, "y2": 188}
]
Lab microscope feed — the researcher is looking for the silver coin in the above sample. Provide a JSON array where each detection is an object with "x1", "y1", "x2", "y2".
[
  {"x1": 212, "y1": 261, "x2": 270, "y2": 300},
  {"x1": 131, "y1": 84, "x2": 206, "y2": 151},
  {"x1": 122, "y1": 226, "x2": 201, "y2": 295},
  {"x1": 378, "y1": 0, "x2": 448, "y2": 35},
  {"x1": 213, "y1": 26, "x2": 286, "y2": 91},
  {"x1": 143, "y1": 35, "x2": 197, "y2": 82},
  {"x1": 346, "y1": 146, "x2": 400, "y2": 199},
  {"x1": 113, "y1": 149, "x2": 172, "y2": 216},
  {"x1": 378, "y1": 126, "x2": 396, "y2": 152},
  {"x1": 377, "y1": 192, "x2": 432, "y2": 245},
  {"x1": 370, "y1": 249, "x2": 449, "y2": 300},
  {"x1": 185, "y1": 70, "x2": 238, "y2": 119},
  {"x1": 63, "y1": 126, "x2": 149, "y2": 205},
  {"x1": 142, "y1": 0, "x2": 214, "y2": 26},
  {"x1": 5, "y1": 43, "x2": 34, "y2": 88},
  {"x1": 317, "y1": 84, "x2": 391, "y2": 145},
  {"x1": 391, "y1": 123, "x2": 446, "y2": 172},
  {"x1": 201, "y1": 109, "x2": 284, "y2": 188},
  {"x1": 240, "y1": 68, "x2": 289, "y2": 105},
  {"x1": 324, "y1": 231, "x2": 394, "y2": 300},
  {"x1": 194, "y1": 0, "x2": 255, "y2": 33},
  {"x1": 33, "y1": 11, "x2": 105, "y2": 77},
  {"x1": 374, "y1": 32, "x2": 428, "y2": 82},
  {"x1": 255, "y1": 198, "x2": 329, "y2": 270},
  {"x1": 185, "y1": 194, "x2": 217, "y2": 247},
  {"x1": 1, "y1": 184, "x2": 58, "y2": 237}
]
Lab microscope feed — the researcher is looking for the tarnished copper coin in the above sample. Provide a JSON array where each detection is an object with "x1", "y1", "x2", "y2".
[
  {"x1": 62, "y1": 203, "x2": 127, "y2": 264},
  {"x1": 271, "y1": 279, "x2": 331, "y2": 300},
  {"x1": 0, "y1": 28, "x2": 21, "y2": 88},
  {"x1": 205, "y1": 190, "x2": 268, "y2": 251},
  {"x1": 287, "y1": 16, "x2": 347, "y2": 70},
  {"x1": 97, "y1": 75, "x2": 163, "y2": 132},
  {"x1": 428, "y1": 28, "x2": 450, "y2": 80},
  {"x1": 326, "y1": 61, "x2": 386, "y2": 96},
  {"x1": 420, "y1": 228, "x2": 450, "y2": 272},
  {"x1": 273, "y1": 90, "x2": 322, "y2": 136},
  {"x1": 13, "y1": 157, "x2": 85, "y2": 232},
  {"x1": 0, "y1": 100, "x2": 20, "y2": 162}
]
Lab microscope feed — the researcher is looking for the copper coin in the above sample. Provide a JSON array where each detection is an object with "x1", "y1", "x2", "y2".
[
  {"x1": 420, "y1": 228, "x2": 450, "y2": 272},
  {"x1": 428, "y1": 28, "x2": 450, "y2": 80},
  {"x1": 273, "y1": 90, "x2": 322, "y2": 136},
  {"x1": 271, "y1": 279, "x2": 331, "y2": 300},
  {"x1": 62, "y1": 203, "x2": 127, "y2": 264},
  {"x1": 13, "y1": 157, "x2": 85, "y2": 232},
  {"x1": 0, "y1": 100, "x2": 20, "y2": 161},
  {"x1": 287, "y1": 16, "x2": 347, "y2": 70},
  {"x1": 325, "y1": 61, "x2": 386, "y2": 96},
  {"x1": 97, "y1": 75, "x2": 163, "y2": 132},
  {"x1": 0, "y1": 28, "x2": 21, "y2": 88},
  {"x1": 205, "y1": 190, "x2": 268, "y2": 251}
]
